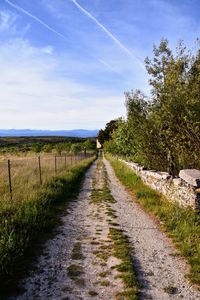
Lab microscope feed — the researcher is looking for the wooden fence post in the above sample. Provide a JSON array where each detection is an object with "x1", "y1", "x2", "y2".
[
  {"x1": 8, "y1": 159, "x2": 12, "y2": 200},
  {"x1": 54, "y1": 156, "x2": 57, "y2": 174},
  {"x1": 38, "y1": 156, "x2": 42, "y2": 184},
  {"x1": 84, "y1": 147, "x2": 86, "y2": 158}
]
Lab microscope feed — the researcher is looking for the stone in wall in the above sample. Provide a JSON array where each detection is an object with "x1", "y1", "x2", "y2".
[
  {"x1": 179, "y1": 169, "x2": 200, "y2": 187},
  {"x1": 121, "y1": 159, "x2": 200, "y2": 210}
]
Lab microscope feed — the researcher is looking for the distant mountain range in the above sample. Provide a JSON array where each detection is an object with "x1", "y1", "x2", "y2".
[{"x1": 0, "y1": 129, "x2": 99, "y2": 138}]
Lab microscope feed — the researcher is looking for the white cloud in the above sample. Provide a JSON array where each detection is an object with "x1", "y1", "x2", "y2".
[
  {"x1": 42, "y1": 45, "x2": 54, "y2": 55},
  {"x1": 0, "y1": 38, "x2": 125, "y2": 129},
  {"x1": 0, "y1": 9, "x2": 30, "y2": 37}
]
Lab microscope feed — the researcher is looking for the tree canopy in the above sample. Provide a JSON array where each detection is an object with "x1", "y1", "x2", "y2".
[{"x1": 102, "y1": 39, "x2": 200, "y2": 174}]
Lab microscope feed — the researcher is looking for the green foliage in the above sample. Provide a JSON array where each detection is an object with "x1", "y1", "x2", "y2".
[
  {"x1": 42, "y1": 143, "x2": 53, "y2": 153},
  {"x1": 108, "y1": 155, "x2": 200, "y2": 286},
  {"x1": 31, "y1": 143, "x2": 42, "y2": 153},
  {"x1": 83, "y1": 139, "x2": 96, "y2": 150},
  {"x1": 0, "y1": 137, "x2": 89, "y2": 156},
  {"x1": 70, "y1": 143, "x2": 82, "y2": 154},
  {"x1": 103, "y1": 39, "x2": 200, "y2": 173},
  {"x1": 97, "y1": 120, "x2": 118, "y2": 146},
  {"x1": 104, "y1": 118, "x2": 132, "y2": 156},
  {"x1": 54, "y1": 142, "x2": 72, "y2": 154}
]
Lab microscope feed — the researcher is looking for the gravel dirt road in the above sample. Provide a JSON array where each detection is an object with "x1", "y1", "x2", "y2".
[{"x1": 8, "y1": 157, "x2": 200, "y2": 300}]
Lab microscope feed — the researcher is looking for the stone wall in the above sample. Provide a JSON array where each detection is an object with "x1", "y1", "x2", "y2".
[{"x1": 120, "y1": 159, "x2": 200, "y2": 210}]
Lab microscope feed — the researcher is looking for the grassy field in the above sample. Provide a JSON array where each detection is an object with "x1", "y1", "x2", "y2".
[
  {"x1": 0, "y1": 155, "x2": 95, "y2": 295},
  {"x1": 0, "y1": 153, "x2": 88, "y2": 208},
  {"x1": 0, "y1": 135, "x2": 95, "y2": 207},
  {"x1": 107, "y1": 154, "x2": 200, "y2": 287}
]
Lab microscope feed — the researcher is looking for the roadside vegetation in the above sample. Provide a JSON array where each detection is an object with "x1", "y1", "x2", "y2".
[
  {"x1": 0, "y1": 138, "x2": 96, "y2": 206},
  {"x1": 0, "y1": 156, "x2": 95, "y2": 295},
  {"x1": 98, "y1": 39, "x2": 200, "y2": 174},
  {"x1": 107, "y1": 154, "x2": 200, "y2": 287}
]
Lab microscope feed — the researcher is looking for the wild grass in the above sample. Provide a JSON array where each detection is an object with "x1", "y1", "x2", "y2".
[
  {"x1": 0, "y1": 156, "x2": 95, "y2": 294},
  {"x1": 109, "y1": 227, "x2": 138, "y2": 300},
  {"x1": 100, "y1": 280, "x2": 110, "y2": 286},
  {"x1": 67, "y1": 264, "x2": 84, "y2": 279},
  {"x1": 88, "y1": 290, "x2": 98, "y2": 296},
  {"x1": 71, "y1": 242, "x2": 83, "y2": 260},
  {"x1": 91, "y1": 156, "x2": 139, "y2": 299},
  {"x1": 0, "y1": 153, "x2": 86, "y2": 207},
  {"x1": 107, "y1": 154, "x2": 200, "y2": 286},
  {"x1": 163, "y1": 285, "x2": 178, "y2": 295}
]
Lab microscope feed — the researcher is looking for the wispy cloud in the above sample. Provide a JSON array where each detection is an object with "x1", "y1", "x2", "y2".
[
  {"x1": 5, "y1": 0, "x2": 125, "y2": 74},
  {"x1": 5, "y1": 0, "x2": 67, "y2": 39},
  {"x1": 71, "y1": 0, "x2": 144, "y2": 69},
  {"x1": 0, "y1": 38, "x2": 126, "y2": 129},
  {"x1": 0, "y1": 10, "x2": 17, "y2": 32}
]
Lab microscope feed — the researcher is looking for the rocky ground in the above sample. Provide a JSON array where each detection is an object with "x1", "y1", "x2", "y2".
[{"x1": 8, "y1": 156, "x2": 200, "y2": 300}]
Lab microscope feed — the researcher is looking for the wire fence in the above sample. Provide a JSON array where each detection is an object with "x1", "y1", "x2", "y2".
[{"x1": 0, "y1": 152, "x2": 92, "y2": 203}]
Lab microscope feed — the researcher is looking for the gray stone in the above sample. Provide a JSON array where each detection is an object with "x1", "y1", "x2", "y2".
[
  {"x1": 142, "y1": 170, "x2": 156, "y2": 177},
  {"x1": 158, "y1": 172, "x2": 172, "y2": 180},
  {"x1": 124, "y1": 161, "x2": 143, "y2": 173},
  {"x1": 121, "y1": 158, "x2": 200, "y2": 210},
  {"x1": 137, "y1": 165, "x2": 144, "y2": 171},
  {"x1": 179, "y1": 169, "x2": 200, "y2": 187},
  {"x1": 130, "y1": 162, "x2": 139, "y2": 169},
  {"x1": 173, "y1": 178, "x2": 182, "y2": 186}
]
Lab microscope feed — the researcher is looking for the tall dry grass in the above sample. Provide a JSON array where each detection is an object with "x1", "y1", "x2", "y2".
[{"x1": 0, "y1": 153, "x2": 88, "y2": 211}]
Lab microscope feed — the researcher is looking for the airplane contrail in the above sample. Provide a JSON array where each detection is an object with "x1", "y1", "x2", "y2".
[
  {"x1": 5, "y1": 0, "x2": 138, "y2": 74},
  {"x1": 5, "y1": 0, "x2": 67, "y2": 40},
  {"x1": 98, "y1": 59, "x2": 117, "y2": 72},
  {"x1": 71, "y1": 0, "x2": 144, "y2": 69},
  {"x1": 98, "y1": 59, "x2": 124, "y2": 76}
]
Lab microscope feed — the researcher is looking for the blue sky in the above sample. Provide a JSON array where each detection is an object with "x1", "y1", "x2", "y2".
[{"x1": 0, "y1": 0, "x2": 199, "y2": 130}]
